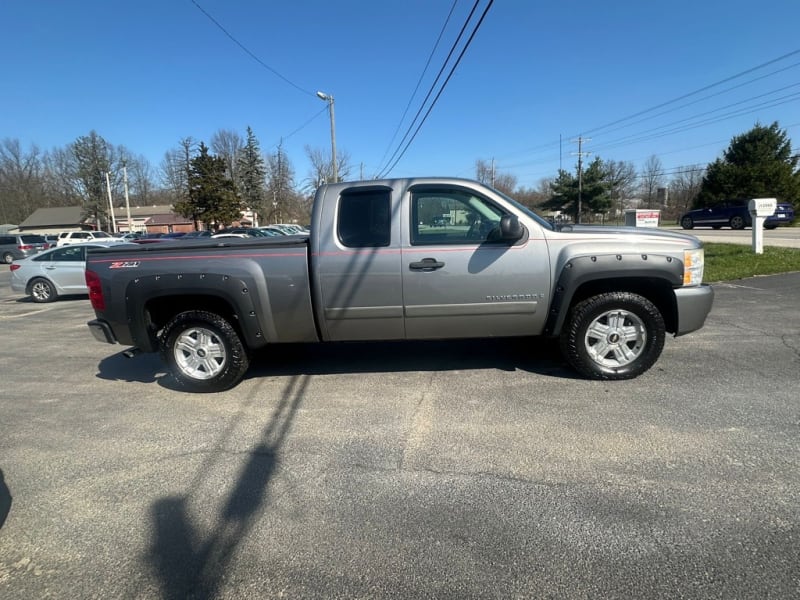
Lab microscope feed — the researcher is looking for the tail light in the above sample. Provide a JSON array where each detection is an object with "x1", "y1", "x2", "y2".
[
  {"x1": 85, "y1": 269, "x2": 105, "y2": 310},
  {"x1": 10, "y1": 264, "x2": 21, "y2": 271},
  {"x1": 18, "y1": 244, "x2": 34, "y2": 251}
]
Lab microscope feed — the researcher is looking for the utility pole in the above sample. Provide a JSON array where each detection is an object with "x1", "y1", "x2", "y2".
[
  {"x1": 316, "y1": 91, "x2": 338, "y2": 183},
  {"x1": 571, "y1": 137, "x2": 591, "y2": 224}
]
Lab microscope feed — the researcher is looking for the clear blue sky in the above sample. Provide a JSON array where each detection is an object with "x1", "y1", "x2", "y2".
[{"x1": 2, "y1": 0, "x2": 799, "y2": 190}]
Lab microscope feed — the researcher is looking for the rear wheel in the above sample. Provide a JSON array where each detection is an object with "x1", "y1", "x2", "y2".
[
  {"x1": 2, "y1": 252, "x2": 13, "y2": 264},
  {"x1": 160, "y1": 310, "x2": 250, "y2": 393},
  {"x1": 30, "y1": 278, "x2": 57, "y2": 303},
  {"x1": 680, "y1": 216, "x2": 693, "y2": 230},
  {"x1": 730, "y1": 215, "x2": 746, "y2": 230},
  {"x1": 560, "y1": 292, "x2": 665, "y2": 380}
]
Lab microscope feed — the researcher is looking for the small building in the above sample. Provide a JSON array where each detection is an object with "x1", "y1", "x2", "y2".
[{"x1": 16, "y1": 207, "x2": 88, "y2": 234}]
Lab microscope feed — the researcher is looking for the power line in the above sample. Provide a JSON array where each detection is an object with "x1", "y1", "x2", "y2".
[
  {"x1": 376, "y1": 0, "x2": 485, "y2": 177},
  {"x1": 580, "y1": 48, "x2": 800, "y2": 137},
  {"x1": 378, "y1": 0, "x2": 494, "y2": 178},
  {"x1": 190, "y1": 0, "x2": 316, "y2": 97},
  {"x1": 376, "y1": 0, "x2": 461, "y2": 172}
]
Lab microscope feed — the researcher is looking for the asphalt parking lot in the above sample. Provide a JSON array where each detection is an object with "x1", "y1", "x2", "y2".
[{"x1": 1, "y1": 266, "x2": 799, "y2": 599}]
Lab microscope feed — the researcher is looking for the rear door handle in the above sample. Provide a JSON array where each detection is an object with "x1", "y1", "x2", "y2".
[{"x1": 409, "y1": 258, "x2": 445, "y2": 271}]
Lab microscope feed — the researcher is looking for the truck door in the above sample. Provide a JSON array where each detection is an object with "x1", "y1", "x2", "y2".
[
  {"x1": 313, "y1": 186, "x2": 405, "y2": 341},
  {"x1": 401, "y1": 185, "x2": 551, "y2": 340}
]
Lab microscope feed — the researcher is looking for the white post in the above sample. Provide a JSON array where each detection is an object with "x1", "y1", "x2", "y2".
[
  {"x1": 123, "y1": 165, "x2": 132, "y2": 233},
  {"x1": 105, "y1": 172, "x2": 117, "y2": 233},
  {"x1": 748, "y1": 198, "x2": 777, "y2": 255}
]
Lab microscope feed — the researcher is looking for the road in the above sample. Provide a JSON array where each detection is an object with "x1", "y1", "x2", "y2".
[
  {"x1": 1, "y1": 266, "x2": 798, "y2": 599},
  {"x1": 662, "y1": 224, "x2": 800, "y2": 248}
]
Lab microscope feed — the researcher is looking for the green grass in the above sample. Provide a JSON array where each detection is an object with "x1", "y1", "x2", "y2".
[{"x1": 704, "y1": 243, "x2": 800, "y2": 282}]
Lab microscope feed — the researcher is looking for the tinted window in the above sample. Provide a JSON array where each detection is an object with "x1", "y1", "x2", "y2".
[
  {"x1": 337, "y1": 190, "x2": 391, "y2": 248},
  {"x1": 0, "y1": 236, "x2": 13, "y2": 245},
  {"x1": 20, "y1": 235, "x2": 46, "y2": 244},
  {"x1": 36, "y1": 246, "x2": 87, "y2": 262}
]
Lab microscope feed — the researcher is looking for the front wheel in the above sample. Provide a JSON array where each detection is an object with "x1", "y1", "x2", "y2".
[
  {"x1": 730, "y1": 215, "x2": 746, "y2": 230},
  {"x1": 2, "y1": 252, "x2": 13, "y2": 264},
  {"x1": 560, "y1": 292, "x2": 665, "y2": 380},
  {"x1": 680, "y1": 217, "x2": 693, "y2": 230},
  {"x1": 160, "y1": 310, "x2": 250, "y2": 392}
]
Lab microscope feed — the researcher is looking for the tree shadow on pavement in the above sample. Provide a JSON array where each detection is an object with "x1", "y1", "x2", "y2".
[{"x1": 0, "y1": 468, "x2": 11, "y2": 529}]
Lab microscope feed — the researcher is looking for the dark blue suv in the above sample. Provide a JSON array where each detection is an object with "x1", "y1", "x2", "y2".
[{"x1": 680, "y1": 200, "x2": 795, "y2": 230}]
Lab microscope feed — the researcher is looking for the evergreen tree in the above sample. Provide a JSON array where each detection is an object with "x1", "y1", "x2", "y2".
[
  {"x1": 178, "y1": 142, "x2": 242, "y2": 229},
  {"x1": 237, "y1": 126, "x2": 267, "y2": 217},
  {"x1": 695, "y1": 122, "x2": 800, "y2": 208},
  {"x1": 543, "y1": 157, "x2": 610, "y2": 222}
]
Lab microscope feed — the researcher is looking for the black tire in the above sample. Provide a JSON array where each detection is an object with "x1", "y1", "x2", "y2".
[
  {"x1": 764, "y1": 223, "x2": 777, "y2": 230},
  {"x1": 560, "y1": 292, "x2": 665, "y2": 380},
  {"x1": 160, "y1": 310, "x2": 250, "y2": 393},
  {"x1": 730, "y1": 215, "x2": 746, "y2": 230},
  {"x1": 30, "y1": 278, "x2": 57, "y2": 303},
  {"x1": 2, "y1": 252, "x2": 13, "y2": 264},
  {"x1": 680, "y1": 216, "x2": 693, "y2": 230}
]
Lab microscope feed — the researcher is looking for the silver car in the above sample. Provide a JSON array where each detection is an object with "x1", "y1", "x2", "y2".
[
  {"x1": 10, "y1": 242, "x2": 137, "y2": 303},
  {"x1": 0, "y1": 234, "x2": 48, "y2": 264}
]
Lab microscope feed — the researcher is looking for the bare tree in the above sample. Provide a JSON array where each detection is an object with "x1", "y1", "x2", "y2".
[
  {"x1": 668, "y1": 165, "x2": 705, "y2": 220},
  {"x1": 604, "y1": 159, "x2": 637, "y2": 221},
  {"x1": 0, "y1": 139, "x2": 47, "y2": 224},
  {"x1": 126, "y1": 154, "x2": 156, "y2": 205},
  {"x1": 210, "y1": 129, "x2": 244, "y2": 189},
  {"x1": 304, "y1": 145, "x2": 351, "y2": 192},
  {"x1": 475, "y1": 158, "x2": 517, "y2": 195},
  {"x1": 267, "y1": 142, "x2": 302, "y2": 223},
  {"x1": 640, "y1": 155, "x2": 664, "y2": 209},
  {"x1": 160, "y1": 138, "x2": 195, "y2": 205}
]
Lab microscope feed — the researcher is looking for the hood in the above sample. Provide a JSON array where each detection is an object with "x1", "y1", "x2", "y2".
[{"x1": 552, "y1": 224, "x2": 702, "y2": 245}]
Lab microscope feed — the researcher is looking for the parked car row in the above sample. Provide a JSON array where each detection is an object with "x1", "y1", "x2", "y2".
[
  {"x1": 9, "y1": 242, "x2": 138, "y2": 302},
  {"x1": 3, "y1": 224, "x2": 301, "y2": 301}
]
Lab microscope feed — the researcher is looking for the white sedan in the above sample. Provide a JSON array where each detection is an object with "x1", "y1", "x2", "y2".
[{"x1": 10, "y1": 242, "x2": 137, "y2": 303}]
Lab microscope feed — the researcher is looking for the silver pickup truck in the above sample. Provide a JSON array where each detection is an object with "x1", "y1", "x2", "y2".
[{"x1": 86, "y1": 177, "x2": 714, "y2": 392}]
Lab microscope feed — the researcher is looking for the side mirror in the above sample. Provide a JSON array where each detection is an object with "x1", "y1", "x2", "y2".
[{"x1": 499, "y1": 214, "x2": 524, "y2": 241}]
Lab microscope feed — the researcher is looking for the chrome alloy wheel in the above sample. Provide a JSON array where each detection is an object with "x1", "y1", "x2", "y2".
[
  {"x1": 173, "y1": 326, "x2": 227, "y2": 380},
  {"x1": 31, "y1": 280, "x2": 54, "y2": 302},
  {"x1": 583, "y1": 309, "x2": 647, "y2": 369}
]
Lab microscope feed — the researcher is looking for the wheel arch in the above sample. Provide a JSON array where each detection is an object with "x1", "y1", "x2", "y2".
[
  {"x1": 544, "y1": 254, "x2": 683, "y2": 337},
  {"x1": 123, "y1": 274, "x2": 272, "y2": 352}
]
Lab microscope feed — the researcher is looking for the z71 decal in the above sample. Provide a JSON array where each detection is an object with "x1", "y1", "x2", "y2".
[{"x1": 109, "y1": 261, "x2": 141, "y2": 269}]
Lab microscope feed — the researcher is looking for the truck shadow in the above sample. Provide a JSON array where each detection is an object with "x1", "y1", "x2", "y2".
[
  {"x1": 245, "y1": 337, "x2": 573, "y2": 380},
  {"x1": 94, "y1": 338, "x2": 575, "y2": 390}
]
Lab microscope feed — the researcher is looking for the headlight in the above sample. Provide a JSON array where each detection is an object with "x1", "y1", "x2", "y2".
[{"x1": 683, "y1": 248, "x2": 704, "y2": 286}]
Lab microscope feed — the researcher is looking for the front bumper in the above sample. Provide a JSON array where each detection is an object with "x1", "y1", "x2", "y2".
[{"x1": 674, "y1": 284, "x2": 714, "y2": 336}]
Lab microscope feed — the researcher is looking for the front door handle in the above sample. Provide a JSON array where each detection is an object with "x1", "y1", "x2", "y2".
[{"x1": 409, "y1": 258, "x2": 445, "y2": 271}]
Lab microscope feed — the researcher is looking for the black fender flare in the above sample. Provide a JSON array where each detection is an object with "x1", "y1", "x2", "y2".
[
  {"x1": 543, "y1": 253, "x2": 684, "y2": 336},
  {"x1": 123, "y1": 272, "x2": 272, "y2": 352}
]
